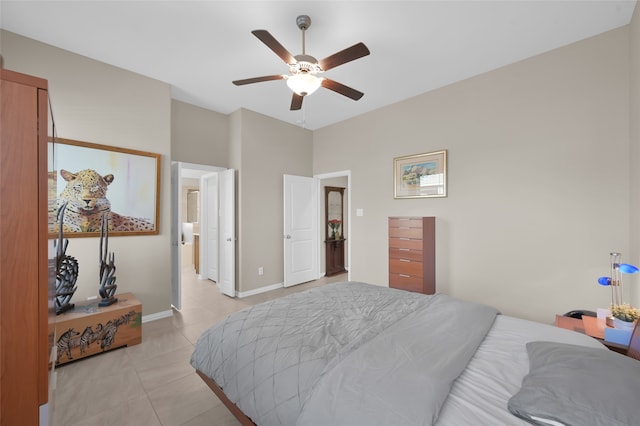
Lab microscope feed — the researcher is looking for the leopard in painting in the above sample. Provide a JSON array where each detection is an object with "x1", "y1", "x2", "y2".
[{"x1": 54, "y1": 169, "x2": 155, "y2": 233}]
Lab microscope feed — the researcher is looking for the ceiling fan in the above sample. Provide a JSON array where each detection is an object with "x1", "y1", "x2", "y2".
[{"x1": 232, "y1": 15, "x2": 370, "y2": 111}]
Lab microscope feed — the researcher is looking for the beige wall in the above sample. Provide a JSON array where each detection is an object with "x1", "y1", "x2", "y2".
[
  {"x1": 4, "y1": 15, "x2": 638, "y2": 321},
  {"x1": 1, "y1": 30, "x2": 172, "y2": 316},
  {"x1": 235, "y1": 109, "x2": 313, "y2": 293},
  {"x1": 314, "y1": 27, "x2": 631, "y2": 323},
  {"x1": 171, "y1": 100, "x2": 229, "y2": 167},
  {"x1": 630, "y1": 5, "x2": 640, "y2": 309}
]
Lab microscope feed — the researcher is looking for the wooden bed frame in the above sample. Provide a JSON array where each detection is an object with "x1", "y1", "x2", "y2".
[
  {"x1": 196, "y1": 370, "x2": 257, "y2": 426},
  {"x1": 628, "y1": 319, "x2": 640, "y2": 361}
]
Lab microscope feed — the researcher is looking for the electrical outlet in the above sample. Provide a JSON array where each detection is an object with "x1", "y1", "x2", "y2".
[
  {"x1": 87, "y1": 296, "x2": 98, "y2": 301},
  {"x1": 258, "y1": 267, "x2": 264, "y2": 275}
]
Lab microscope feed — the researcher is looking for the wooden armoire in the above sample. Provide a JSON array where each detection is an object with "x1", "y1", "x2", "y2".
[{"x1": 1, "y1": 68, "x2": 54, "y2": 424}]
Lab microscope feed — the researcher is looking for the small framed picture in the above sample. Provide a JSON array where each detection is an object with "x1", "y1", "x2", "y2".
[{"x1": 394, "y1": 150, "x2": 447, "y2": 199}]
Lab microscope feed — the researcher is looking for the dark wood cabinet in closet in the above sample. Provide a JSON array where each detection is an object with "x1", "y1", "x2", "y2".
[
  {"x1": 326, "y1": 239, "x2": 346, "y2": 277},
  {"x1": 388, "y1": 217, "x2": 435, "y2": 294}
]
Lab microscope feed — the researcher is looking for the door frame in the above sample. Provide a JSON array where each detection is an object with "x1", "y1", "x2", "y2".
[
  {"x1": 314, "y1": 170, "x2": 351, "y2": 281},
  {"x1": 217, "y1": 169, "x2": 236, "y2": 297},
  {"x1": 171, "y1": 161, "x2": 225, "y2": 310},
  {"x1": 171, "y1": 162, "x2": 182, "y2": 310}
]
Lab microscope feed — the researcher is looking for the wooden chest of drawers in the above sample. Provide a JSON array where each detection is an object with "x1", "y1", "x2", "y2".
[{"x1": 388, "y1": 217, "x2": 435, "y2": 294}]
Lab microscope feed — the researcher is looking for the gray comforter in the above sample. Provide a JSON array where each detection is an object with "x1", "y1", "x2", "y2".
[{"x1": 190, "y1": 282, "x2": 498, "y2": 426}]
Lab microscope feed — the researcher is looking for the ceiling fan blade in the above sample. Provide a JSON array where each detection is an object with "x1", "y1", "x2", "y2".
[
  {"x1": 290, "y1": 93, "x2": 304, "y2": 111},
  {"x1": 318, "y1": 42, "x2": 370, "y2": 71},
  {"x1": 251, "y1": 30, "x2": 296, "y2": 64},
  {"x1": 321, "y1": 79, "x2": 364, "y2": 101},
  {"x1": 232, "y1": 75, "x2": 285, "y2": 86}
]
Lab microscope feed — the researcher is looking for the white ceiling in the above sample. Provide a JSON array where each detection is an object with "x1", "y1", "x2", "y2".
[{"x1": 1, "y1": 1, "x2": 636, "y2": 130}]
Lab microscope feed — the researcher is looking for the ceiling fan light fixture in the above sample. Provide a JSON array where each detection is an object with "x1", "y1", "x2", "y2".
[
  {"x1": 234, "y1": 15, "x2": 369, "y2": 110},
  {"x1": 286, "y1": 73, "x2": 321, "y2": 96}
]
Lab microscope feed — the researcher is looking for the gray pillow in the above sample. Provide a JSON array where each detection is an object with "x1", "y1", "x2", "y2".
[{"x1": 508, "y1": 341, "x2": 640, "y2": 426}]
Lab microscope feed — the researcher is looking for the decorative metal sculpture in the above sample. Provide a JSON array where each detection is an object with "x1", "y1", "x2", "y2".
[
  {"x1": 98, "y1": 213, "x2": 118, "y2": 307},
  {"x1": 55, "y1": 202, "x2": 79, "y2": 315}
]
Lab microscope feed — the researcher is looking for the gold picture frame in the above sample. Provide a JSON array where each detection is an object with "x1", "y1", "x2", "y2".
[
  {"x1": 48, "y1": 138, "x2": 161, "y2": 237},
  {"x1": 394, "y1": 150, "x2": 447, "y2": 199}
]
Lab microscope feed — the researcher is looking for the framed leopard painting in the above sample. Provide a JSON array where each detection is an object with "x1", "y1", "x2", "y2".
[{"x1": 48, "y1": 138, "x2": 161, "y2": 237}]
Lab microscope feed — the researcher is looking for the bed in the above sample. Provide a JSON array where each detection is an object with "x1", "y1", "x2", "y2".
[{"x1": 190, "y1": 281, "x2": 640, "y2": 426}]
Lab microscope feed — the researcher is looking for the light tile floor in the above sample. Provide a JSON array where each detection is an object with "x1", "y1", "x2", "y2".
[{"x1": 53, "y1": 263, "x2": 346, "y2": 425}]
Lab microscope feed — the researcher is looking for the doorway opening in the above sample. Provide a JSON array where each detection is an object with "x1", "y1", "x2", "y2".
[
  {"x1": 171, "y1": 162, "x2": 226, "y2": 310},
  {"x1": 315, "y1": 170, "x2": 351, "y2": 282},
  {"x1": 282, "y1": 171, "x2": 351, "y2": 289}
]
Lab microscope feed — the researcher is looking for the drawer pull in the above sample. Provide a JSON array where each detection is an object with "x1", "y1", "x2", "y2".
[
  {"x1": 399, "y1": 274, "x2": 411, "y2": 278},
  {"x1": 399, "y1": 259, "x2": 410, "y2": 262},
  {"x1": 398, "y1": 248, "x2": 410, "y2": 251},
  {"x1": 399, "y1": 238, "x2": 410, "y2": 241}
]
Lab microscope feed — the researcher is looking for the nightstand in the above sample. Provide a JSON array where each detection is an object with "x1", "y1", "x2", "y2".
[{"x1": 555, "y1": 315, "x2": 628, "y2": 354}]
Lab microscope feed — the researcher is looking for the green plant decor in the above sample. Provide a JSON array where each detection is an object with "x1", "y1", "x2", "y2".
[{"x1": 611, "y1": 303, "x2": 640, "y2": 322}]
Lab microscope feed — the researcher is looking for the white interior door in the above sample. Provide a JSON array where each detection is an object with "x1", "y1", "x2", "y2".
[
  {"x1": 284, "y1": 174, "x2": 318, "y2": 287},
  {"x1": 219, "y1": 169, "x2": 235, "y2": 296},
  {"x1": 170, "y1": 162, "x2": 182, "y2": 309},
  {"x1": 201, "y1": 172, "x2": 219, "y2": 282}
]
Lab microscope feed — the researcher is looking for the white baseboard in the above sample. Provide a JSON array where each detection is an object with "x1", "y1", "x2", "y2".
[
  {"x1": 142, "y1": 275, "x2": 338, "y2": 320},
  {"x1": 142, "y1": 309, "x2": 173, "y2": 323},
  {"x1": 237, "y1": 282, "x2": 283, "y2": 298}
]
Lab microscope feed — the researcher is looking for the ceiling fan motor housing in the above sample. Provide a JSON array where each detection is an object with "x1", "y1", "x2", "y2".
[
  {"x1": 290, "y1": 55, "x2": 322, "y2": 75},
  {"x1": 296, "y1": 15, "x2": 311, "y2": 30}
]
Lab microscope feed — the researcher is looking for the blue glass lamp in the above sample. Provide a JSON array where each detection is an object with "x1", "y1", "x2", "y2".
[
  {"x1": 598, "y1": 265, "x2": 639, "y2": 285},
  {"x1": 597, "y1": 252, "x2": 638, "y2": 307}
]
